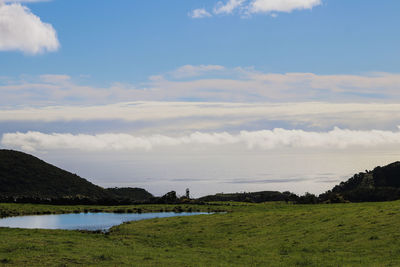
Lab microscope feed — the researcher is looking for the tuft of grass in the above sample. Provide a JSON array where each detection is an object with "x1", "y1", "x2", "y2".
[{"x1": 0, "y1": 258, "x2": 11, "y2": 264}]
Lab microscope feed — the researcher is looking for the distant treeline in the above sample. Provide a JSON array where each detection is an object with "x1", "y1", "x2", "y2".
[
  {"x1": 198, "y1": 191, "x2": 321, "y2": 204},
  {"x1": 0, "y1": 191, "x2": 199, "y2": 206},
  {"x1": 198, "y1": 191, "x2": 299, "y2": 203}
]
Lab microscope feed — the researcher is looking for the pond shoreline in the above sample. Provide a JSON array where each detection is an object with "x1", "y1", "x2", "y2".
[
  {"x1": 0, "y1": 211, "x2": 214, "y2": 232},
  {"x1": 0, "y1": 202, "x2": 231, "y2": 219}
]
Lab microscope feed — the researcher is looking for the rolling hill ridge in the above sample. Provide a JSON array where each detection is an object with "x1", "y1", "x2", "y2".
[
  {"x1": 320, "y1": 161, "x2": 400, "y2": 202},
  {"x1": 0, "y1": 149, "x2": 153, "y2": 204}
]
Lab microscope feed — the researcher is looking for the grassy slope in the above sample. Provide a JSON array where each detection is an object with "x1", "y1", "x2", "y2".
[{"x1": 0, "y1": 201, "x2": 400, "y2": 266}]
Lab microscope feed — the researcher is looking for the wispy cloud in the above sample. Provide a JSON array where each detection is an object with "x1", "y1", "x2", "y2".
[
  {"x1": 2, "y1": 69, "x2": 400, "y2": 105},
  {"x1": 188, "y1": 8, "x2": 212, "y2": 18},
  {"x1": 190, "y1": 0, "x2": 322, "y2": 18},
  {"x1": 4, "y1": 127, "x2": 400, "y2": 152},
  {"x1": 3, "y1": 102, "x2": 400, "y2": 133},
  {"x1": 0, "y1": 2, "x2": 59, "y2": 54},
  {"x1": 213, "y1": 0, "x2": 245, "y2": 15},
  {"x1": 2, "y1": 0, "x2": 51, "y2": 2},
  {"x1": 147, "y1": 70, "x2": 400, "y2": 102},
  {"x1": 168, "y1": 65, "x2": 225, "y2": 79}
]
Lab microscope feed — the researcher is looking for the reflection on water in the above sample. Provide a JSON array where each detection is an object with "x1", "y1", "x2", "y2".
[{"x1": 0, "y1": 212, "x2": 209, "y2": 231}]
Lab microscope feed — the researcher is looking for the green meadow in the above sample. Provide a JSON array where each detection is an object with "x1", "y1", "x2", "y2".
[{"x1": 1, "y1": 201, "x2": 400, "y2": 266}]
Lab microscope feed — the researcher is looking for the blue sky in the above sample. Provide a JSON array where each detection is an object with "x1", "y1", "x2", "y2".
[
  {"x1": 2, "y1": 0, "x2": 400, "y2": 83},
  {"x1": 1, "y1": 0, "x2": 400, "y2": 196}
]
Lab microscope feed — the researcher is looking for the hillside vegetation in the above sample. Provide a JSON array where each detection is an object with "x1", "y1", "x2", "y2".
[
  {"x1": 0, "y1": 150, "x2": 153, "y2": 204},
  {"x1": 202, "y1": 161, "x2": 400, "y2": 204},
  {"x1": 199, "y1": 190, "x2": 298, "y2": 203},
  {"x1": 320, "y1": 161, "x2": 400, "y2": 203},
  {"x1": 105, "y1": 188, "x2": 153, "y2": 202},
  {"x1": 0, "y1": 150, "x2": 106, "y2": 199}
]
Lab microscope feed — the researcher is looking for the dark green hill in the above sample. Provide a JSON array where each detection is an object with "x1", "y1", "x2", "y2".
[
  {"x1": 0, "y1": 149, "x2": 107, "y2": 200},
  {"x1": 0, "y1": 149, "x2": 153, "y2": 203},
  {"x1": 198, "y1": 191, "x2": 298, "y2": 203},
  {"x1": 105, "y1": 187, "x2": 153, "y2": 202},
  {"x1": 320, "y1": 161, "x2": 400, "y2": 202}
]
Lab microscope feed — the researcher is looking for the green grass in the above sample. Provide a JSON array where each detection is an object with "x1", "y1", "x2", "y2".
[{"x1": 1, "y1": 201, "x2": 400, "y2": 266}]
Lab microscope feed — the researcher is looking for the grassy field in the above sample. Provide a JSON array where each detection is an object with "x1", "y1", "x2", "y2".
[{"x1": 0, "y1": 201, "x2": 400, "y2": 266}]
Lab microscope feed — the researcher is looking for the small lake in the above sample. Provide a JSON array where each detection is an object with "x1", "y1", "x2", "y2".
[{"x1": 0, "y1": 212, "x2": 209, "y2": 231}]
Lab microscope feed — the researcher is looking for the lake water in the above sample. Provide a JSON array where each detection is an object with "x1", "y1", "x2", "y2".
[{"x1": 0, "y1": 212, "x2": 209, "y2": 231}]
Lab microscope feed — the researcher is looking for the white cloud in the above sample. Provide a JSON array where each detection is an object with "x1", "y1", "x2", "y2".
[
  {"x1": 2, "y1": 101, "x2": 400, "y2": 131},
  {"x1": 249, "y1": 0, "x2": 321, "y2": 14},
  {"x1": 3, "y1": 0, "x2": 51, "y2": 2},
  {"x1": 4, "y1": 127, "x2": 400, "y2": 152},
  {"x1": 145, "y1": 70, "x2": 400, "y2": 102},
  {"x1": 1, "y1": 68, "x2": 400, "y2": 108},
  {"x1": 189, "y1": 8, "x2": 212, "y2": 18},
  {"x1": 2, "y1": 69, "x2": 400, "y2": 105},
  {"x1": 169, "y1": 65, "x2": 225, "y2": 79},
  {"x1": 39, "y1": 74, "x2": 71, "y2": 84},
  {"x1": 214, "y1": 0, "x2": 245, "y2": 14},
  {"x1": 0, "y1": 2, "x2": 59, "y2": 54},
  {"x1": 193, "y1": 0, "x2": 322, "y2": 18}
]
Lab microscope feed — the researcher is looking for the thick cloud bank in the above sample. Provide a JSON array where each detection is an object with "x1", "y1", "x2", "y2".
[
  {"x1": 3, "y1": 128, "x2": 400, "y2": 152},
  {"x1": 0, "y1": 3, "x2": 59, "y2": 54}
]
